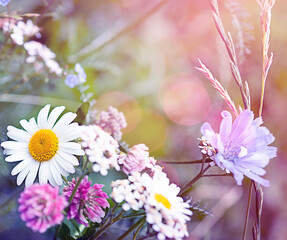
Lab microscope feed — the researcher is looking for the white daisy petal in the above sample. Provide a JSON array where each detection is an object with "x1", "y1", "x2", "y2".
[
  {"x1": 1, "y1": 141, "x2": 28, "y2": 150},
  {"x1": 58, "y1": 143, "x2": 84, "y2": 156},
  {"x1": 37, "y1": 104, "x2": 50, "y2": 129},
  {"x1": 11, "y1": 158, "x2": 33, "y2": 176},
  {"x1": 56, "y1": 154, "x2": 76, "y2": 174},
  {"x1": 58, "y1": 141, "x2": 82, "y2": 150},
  {"x1": 7, "y1": 126, "x2": 31, "y2": 142},
  {"x1": 48, "y1": 164, "x2": 59, "y2": 187},
  {"x1": 59, "y1": 131, "x2": 81, "y2": 142},
  {"x1": 20, "y1": 119, "x2": 36, "y2": 135},
  {"x1": 57, "y1": 150, "x2": 79, "y2": 166},
  {"x1": 49, "y1": 159, "x2": 62, "y2": 186},
  {"x1": 29, "y1": 117, "x2": 39, "y2": 132},
  {"x1": 53, "y1": 155, "x2": 69, "y2": 177},
  {"x1": 25, "y1": 161, "x2": 40, "y2": 187},
  {"x1": 16, "y1": 165, "x2": 31, "y2": 186},
  {"x1": 56, "y1": 122, "x2": 79, "y2": 137},
  {"x1": 39, "y1": 161, "x2": 49, "y2": 184},
  {"x1": 52, "y1": 112, "x2": 77, "y2": 134},
  {"x1": 5, "y1": 152, "x2": 30, "y2": 162},
  {"x1": 46, "y1": 106, "x2": 65, "y2": 129}
]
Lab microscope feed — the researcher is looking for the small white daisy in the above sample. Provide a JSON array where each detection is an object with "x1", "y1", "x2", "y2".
[
  {"x1": 80, "y1": 125, "x2": 120, "y2": 176},
  {"x1": 1, "y1": 104, "x2": 84, "y2": 187},
  {"x1": 143, "y1": 172, "x2": 192, "y2": 240}
]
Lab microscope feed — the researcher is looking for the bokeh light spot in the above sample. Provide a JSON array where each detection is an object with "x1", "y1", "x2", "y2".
[
  {"x1": 160, "y1": 74, "x2": 211, "y2": 126},
  {"x1": 123, "y1": 109, "x2": 167, "y2": 152}
]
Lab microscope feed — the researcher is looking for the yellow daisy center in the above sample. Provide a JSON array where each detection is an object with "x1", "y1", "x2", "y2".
[
  {"x1": 28, "y1": 129, "x2": 59, "y2": 162},
  {"x1": 155, "y1": 193, "x2": 171, "y2": 209}
]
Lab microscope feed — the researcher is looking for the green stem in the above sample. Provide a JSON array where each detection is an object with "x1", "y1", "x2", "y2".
[
  {"x1": 133, "y1": 218, "x2": 146, "y2": 240},
  {"x1": 201, "y1": 173, "x2": 232, "y2": 178},
  {"x1": 62, "y1": 176, "x2": 69, "y2": 185},
  {"x1": 243, "y1": 181, "x2": 253, "y2": 240},
  {"x1": 67, "y1": 174, "x2": 85, "y2": 206},
  {"x1": 122, "y1": 212, "x2": 146, "y2": 219},
  {"x1": 90, "y1": 210, "x2": 125, "y2": 240},
  {"x1": 117, "y1": 217, "x2": 146, "y2": 240}
]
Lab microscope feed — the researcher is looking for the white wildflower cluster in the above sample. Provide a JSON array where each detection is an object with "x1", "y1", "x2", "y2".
[
  {"x1": 3, "y1": 20, "x2": 40, "y2": 45},
  {"x1": 198, "y1": 136, "x2": 217, "y2": 159},
  {"x1": 24, "y1": 41, "x2": 63, "y2": 76},
  {"x1": 80, "y1": 125, "x2": 120, "y2": 176},
  {"x1": 111, "y1": 171, "x2": 192, "y2": 240},
  {"x1": 2, "y1": 19, "x2": 63, "y2": 76}
]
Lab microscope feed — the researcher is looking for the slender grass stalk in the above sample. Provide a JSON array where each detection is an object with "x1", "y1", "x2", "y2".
[{"x1": 243, "y1": 181, "x2": 253, "y2": 240}]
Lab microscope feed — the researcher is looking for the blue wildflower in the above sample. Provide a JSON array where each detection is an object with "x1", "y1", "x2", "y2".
[
  {"x1": 64, "y1": 63, "x2": 87, "y2": 88},
  {"x1": 200, "y1": 110, "x2": 277, "y2": 187},
  {"x1": 65, "y1": 74, "x2": 78, "y2": 88}
]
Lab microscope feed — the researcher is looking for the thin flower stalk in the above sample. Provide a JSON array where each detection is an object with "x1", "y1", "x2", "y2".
[
  {"x1": 208, "y1": 0, "x2": 250, "y2": 109},
  {"x1": 254, "y1": 2, "x2": 275, "y2": 239},
  {"x1": 257, "y1": 0, "x2": 275, "y2": 117}
]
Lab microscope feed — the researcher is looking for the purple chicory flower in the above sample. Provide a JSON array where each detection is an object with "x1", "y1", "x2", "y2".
[
  {"x1": 0, "y1": 0, "x2": 10, "y2": 6},
  {"x1": 63, "y1": 176, "x2": 110, "y2": 227},
  {"x1": 200, "y1": 110, "x2": 277, "y2": 187},
  {"x1": 18, "y1": 183, "x2": 67, "y2": 233}
]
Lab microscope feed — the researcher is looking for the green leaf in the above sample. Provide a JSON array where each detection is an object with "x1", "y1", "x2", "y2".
[
  {"x1": 58, "y1": 223, "x2": 74, "y2": 240},
  {"x1": 74, "y1": 102, "x2": 90, "y2": 125},
  {"x1": 76, "y1": 226, "x2": 96, "y2": 240}
]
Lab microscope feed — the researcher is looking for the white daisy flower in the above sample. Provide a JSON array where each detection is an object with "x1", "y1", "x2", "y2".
[
  {"x1": 80, "y1": 125, "x2": 120, "y2": 176},
  {"x1": 143, "y1": 172, "x2": 192, "y2": 240},
  {"x1": 111, "y1": 171, "x2": 192, "y2": 240},
  {"x1": 1, "y1": 104, "x2": 84, "y2": 187}
]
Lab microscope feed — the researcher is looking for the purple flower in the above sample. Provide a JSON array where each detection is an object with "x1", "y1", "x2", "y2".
[
  {"x1": 200, "y1": 110, "x2": 277, "y2": 187},
  {"x1": 0, "y1": 0, "x2": 10, "y2": 6},
  {"x1": 63, "y1": 176, "x2": 110, "y2": 226},
  {"x1": 96, "y1": 106, "x2": 127, "y2": 140},
  {"x1": 18, "y1": 184, "x2": 67, "y2": 233},
  {"x1": 65, "y1": 74, "x2": 78, "y2": 88}
]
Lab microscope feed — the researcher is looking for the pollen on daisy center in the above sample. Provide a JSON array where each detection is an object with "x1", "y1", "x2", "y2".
[
  {"x1": 28, "y1": 129, "x2": 59, "y2": 162},
  {"x1": 155, "y1": 193, "x2": 171, "y2": 209}
]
